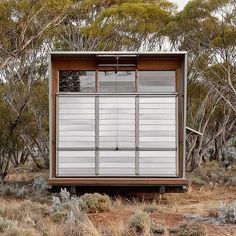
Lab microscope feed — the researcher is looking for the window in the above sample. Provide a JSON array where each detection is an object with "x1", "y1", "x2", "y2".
[
  {"x1": 99, "y1": 71, "x2": 135, "y2": 93},
  {"x1": 138, "y1": 71, "x2": 176, "y2": 93},
  {"x1": 59, "y1": 71, "x2": 96, "y2": 92}
]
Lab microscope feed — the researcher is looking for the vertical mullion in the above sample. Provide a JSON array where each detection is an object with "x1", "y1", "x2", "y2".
[
  {"x1": 96, "y1": 69, "x2": 99, "y2": 93},
  {"x1": 95, "y1": 95, "x2": 99, "y2": 175},
  {"x1": 135, "y1": 69, "x2": 139, "y2": 175},
  {"x1": 95, "y1": 70, "x2": 99, "y2": 175}
]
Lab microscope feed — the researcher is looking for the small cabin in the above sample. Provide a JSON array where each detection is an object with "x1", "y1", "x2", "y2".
[{"x1": 48, "y1": 51, "x2": 188, "y2": 191}]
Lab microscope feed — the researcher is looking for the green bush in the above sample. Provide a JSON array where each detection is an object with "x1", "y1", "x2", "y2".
[
  {"x1": 127, "y1": 210, "x2": 151, "y2": 234},
  {"x1": 80, "y1": 193, "x2": 111, "y2": 213}
]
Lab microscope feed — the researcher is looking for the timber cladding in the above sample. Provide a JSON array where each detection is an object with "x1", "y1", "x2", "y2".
[{"x1": 49, "y1": 52, "x2": 187, "y2": 187}]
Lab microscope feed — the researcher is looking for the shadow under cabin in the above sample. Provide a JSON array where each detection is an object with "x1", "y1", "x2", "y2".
[{"x1": 48, "y1": 51, "x2": 188, "y2": 193}]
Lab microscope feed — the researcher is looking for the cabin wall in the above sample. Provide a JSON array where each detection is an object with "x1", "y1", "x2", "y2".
[{"x1": 49, "y1": 54, "x2": 186, "y2": 184}]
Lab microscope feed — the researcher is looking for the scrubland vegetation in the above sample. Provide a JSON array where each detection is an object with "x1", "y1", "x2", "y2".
[
  {"x1": 0, "y1": 164, "x2": 234, "y2": 236},
  {"x1": 0, "y1": 0, "x2": 236, "y2": 235}
]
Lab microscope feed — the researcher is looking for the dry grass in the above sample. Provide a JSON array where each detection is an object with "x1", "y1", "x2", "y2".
[
  {"x1": 0, "y1": 185, "x2": 235, "y2": 236},
  {"x1": 0, "y1": 163, "x2": 235, "y2": 236}
]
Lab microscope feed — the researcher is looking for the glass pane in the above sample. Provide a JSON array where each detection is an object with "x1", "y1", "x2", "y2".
[
  {"x1": 99, "y1": 71, "x2": 135, "y2": 93},
  {"x1": 138, "y1": 71, "x2": 176, "y2": 93},
  {"x1": 59, "y1": 71, "x2": 96, "y2": 92}
]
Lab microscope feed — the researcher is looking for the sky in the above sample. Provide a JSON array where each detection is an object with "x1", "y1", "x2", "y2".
[{"x1": 171, "y1": 0, "x2": 189, "y2": 10}]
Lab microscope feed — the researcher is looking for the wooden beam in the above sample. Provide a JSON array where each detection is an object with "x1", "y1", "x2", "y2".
[{"x1": 48, "y1": 178, "x2": 188, "y2": 186}]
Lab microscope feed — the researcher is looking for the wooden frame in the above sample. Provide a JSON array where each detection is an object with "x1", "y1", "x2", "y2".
[{"x1": 49, "y1": 52, "x2": 187, "y2": 187}]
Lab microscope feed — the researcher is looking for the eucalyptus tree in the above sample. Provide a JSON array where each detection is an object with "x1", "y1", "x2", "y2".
[
  {"x1": 166, "y1": 0, "x2": 236, "y2": 169},
  {"x1": 0, "y1": 0, "x2": 72, "y2": 70},
  {"x1": 53, "y1": 0, "x2": 176, "y2": 51}
]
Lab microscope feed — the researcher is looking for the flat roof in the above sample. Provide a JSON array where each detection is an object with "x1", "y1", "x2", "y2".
[{"x1": 50, "y1": 51, "x2": 187, "y2": 59}]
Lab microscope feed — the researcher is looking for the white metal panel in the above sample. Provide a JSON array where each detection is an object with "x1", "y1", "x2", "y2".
[
  {"x1": 139, "y1": 125, "x2": 175, "y2": 131},
  {"x1": 59, "y1": 168, "x2": 95, "y2": 175},
  {"x1": 138, "y1": 97, "x2": 177, "y2": 176},
  {"x1": 59, "y1": 103, "x2": 95, "y2": 109},
  {"x1": 140, "y1": 137, "x2": 175, "y2": 142},
  {"x1": 59, "y1": 109, "x2": 95, "y2": 114},
  {"x1": 99, "y1": 119, "x2": 135, "y2": 125},
  {"x1": 139, "y1": 141, "x2": 176, "y2": 148},
  {"x1": 56, "y1": 94, "x2": 178, "y2": 177},
  {"x1": 59, "y1": 131, "x2": 95, "y2": 136},
  {"x1": 59, "y1": 151, "x2": 95, "y2": 158},
  {"x1": 139, "y1": 120, "x2": 175, "y2": 125},
  {"x1": 99, "y1": 142, "x2": 135, "y2": 148},
  {"x1": 59, "y1": 163, "x2": 95, "y2": 168},
  {"x1": 99, "y1": 97, "x2": 135, "y2": 103},
  {"x1": 140, "y1": 97, "x2": 175, "y2": 103},
  {"x1": 100, "y1": 108, "x2": 135, "y2": 114},
  {"x1": 99, "y1": 151, "x2": 135, "y2": 175},
  {"x1": 99, "y1": 136, "x2": 135, "y2": 142},
  {"x1": 139, "y1": 103, "x2": 175, "y2": 109},
  {"x1": 139, "y1": 109, "x2": 175, "y2": 114},
  {"x1": 140, "y1": 131, "x2": 175, "y2": 137},
  {"x1": 59, "y1": 142, "x2": 95, "y2": 148},
  {"x1": 59, "y1": 119, "x2": 95, "y2": 125},
  {"x1": 99, "y1": 97, "x2": 135, "y2": 150},
  {"x1": 139, "y1": 151, "x2": 176, "y2": 158},
  {"x1": 99, "y1": 151, "x2": 135, "y2": 157},
  {"x1": 59, "y1": 136, "x2": 95, "y2": 142},
  {"x1": 57, "y1": 96, "x2": 96, "y2": 176},
  {"x1": 59, "y1": 125, "x2": 95, "y2": 131},
  {"x1": 58, "y1": 97, "x2": 94, "y2": 103},
  {"x1": 60, "y1": 158, "x2": 95, "y2": 163},
  {"x1": 100, "y1": 103, "x2": 135, "y2": 109},
  {"x1": 59, "y1": 114, "x2": 95, "y2": 119},
  {"x1": 99, "y1": 168, "x2": 135, "y2": 175},
  {"x1": 100, "y1": 114, "x2": 135, "y2": 119},
  {"x1": 99, "y1": 125, "x2": 135, "y2": 131},
  {"x1": 100, "y1": 131, "x2": 134, "y2": 136},
  {"x1": 139, "y1": 114, "x2": 175, "y2": 120},
  {"x1": 139, "y1": 168, "x2": 176, "y2": 176}
]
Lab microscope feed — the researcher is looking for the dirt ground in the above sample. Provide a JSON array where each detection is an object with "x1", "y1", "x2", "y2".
[
  {"x1": 87, "y1": 186, "x2": 236, "y2": 236},
  {"x1": 0, "y1": 164, "x2": 235, "y2": 235}
]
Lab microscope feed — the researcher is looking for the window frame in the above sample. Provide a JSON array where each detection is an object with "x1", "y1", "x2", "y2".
[{"x1": 58, "y1": 70, "x2": 97, "y2": 93}]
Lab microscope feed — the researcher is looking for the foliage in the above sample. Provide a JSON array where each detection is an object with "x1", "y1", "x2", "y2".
[
  {"x1": 168, "y1": 222, "x2": 205, "y2": 236},
  {"x1": 219, "y1": 201, "x2": 236, "y2": 224},
  {"x1": 0, "y1": 217, "x2": 16, "y2": 233},
  {"x1": 0, "y1": 0, "x2": 235, "y2": 179},
  {"x1": 143, "y1": 203, "x2": 161, "y2": 213},
  {"x1": 127, "y1": 210, "x2": 151, "y2": 234},
  {"x1": 51, "y1": 188, "x2": 83, "y2": 223},
  {"x1": 80, "y1": 192, "x2": 112, "y2": 213}
]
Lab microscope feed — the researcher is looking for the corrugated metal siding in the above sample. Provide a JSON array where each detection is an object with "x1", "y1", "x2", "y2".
[{"x1": 57, "y1": 95, "x2": 177, "y2": 176}]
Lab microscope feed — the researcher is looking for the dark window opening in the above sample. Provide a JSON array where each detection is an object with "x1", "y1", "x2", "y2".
[{"x1": 59, "y1": 71, "x2": 96, "y2": 92}]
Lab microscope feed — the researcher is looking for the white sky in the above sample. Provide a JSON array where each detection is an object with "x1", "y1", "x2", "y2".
[{"x1": 171, "y1": 0, "x2": 189, "y2": 10}]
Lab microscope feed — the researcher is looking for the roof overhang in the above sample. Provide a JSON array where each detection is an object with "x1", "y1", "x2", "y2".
[{"x1": 49, "y1": 51, "x2": 187, "y2": 59}]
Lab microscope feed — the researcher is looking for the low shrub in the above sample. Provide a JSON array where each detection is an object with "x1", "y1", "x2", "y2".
[
  {"x1": 0, "y1": 216, "x2": 16, "y2": 233},
  {"x1": 127, "y1": 210, "x2": 151, "y2": 234},
  {"x1": 80, "y1": 193, "x2": 111, "y2": 213},
  {"x1": 151, "y1": 222, "x2": 165, "y2": 235},
  {"x1": 32, "y1": 176, "x2": 48, "y2": 191},
  {"x1": 143, "y1": 203, "x2": 161, "y2": 213},
  {"x1": 4, "y1": 227, "x2": 40, "y2": 236},
  {"x1": 219, "y1": 201, "x2": 236, "y2": 223},
  {"x1": 50, "y1": 188, "x2": 83, "y2": 223},
  {"x1": 168, "y1": 222, "x2": 205, "y2": 236},
  {"x1": 50, "y1": 211, "x2": 68, "y2": 223}
]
